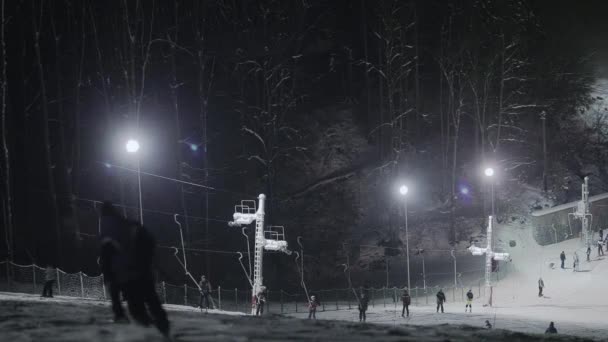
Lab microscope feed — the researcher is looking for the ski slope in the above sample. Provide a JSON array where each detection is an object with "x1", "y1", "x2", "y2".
[{"x1": 287, "y1": 223, "x2": 608, "y2": 339}]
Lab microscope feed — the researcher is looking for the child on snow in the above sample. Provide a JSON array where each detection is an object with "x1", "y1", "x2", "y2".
[
  {"x1": 308, "y1": 295, "x2": 319, "y2": 319},
  {"x1": 465, "y1": 289, "x2": 474, "y2": 312},
  {"x1": 41, "y1": 265, "x2": 56, "y2": 298},
  {"x1": 358, "y1": 293, "x2": 369, "y2": 322},
  {"x1": 436, "y1": 289, "x2": 446, "y2": 313},
  {"x1": 401, "y1": 289, "x2": 411, "y2": 317}
]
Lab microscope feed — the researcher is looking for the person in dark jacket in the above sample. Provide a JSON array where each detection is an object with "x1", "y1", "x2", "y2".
[
  {"x1": 99, "y1": 201, "x2": 128, "y2": 322},
  {"x1": 99, "y1": 201, "x2": 169, "y2": 336},
  {"x1": 401, "y1": 289, "x2": 411, "y2": 317},
  {"x1": 485, "y1": 320, "x2": 492, "y2": 329},
  {"x1": 41, "y1": 265, "x2": 56, "y2": 298},
  {"x1": 308, "y1": 295, "x2": 319, "y2": 319},
  {"x1": 198, "y1": 275, "x2": 213, "y2": 309},
  {"x1": 436, "y1": 289, "x2": 446, "y2": 313},
  {"x1": 587, "y1": 247, "x2": 591, "y2": 261},
  {"x1": 255, "y1": 286, "x2": 267, "y2": 316},
  {"x1": 465, "y1": 289, "x2": 474, "y2": 312},
  {"x1": 358, "y1": 293, "x2": 369, "y2": 322},
  {"x1": 545, "y1": 321, "x2": 557, "y2": 334},
  {"x1": 538, "y1": 277, "x2": 545, "y2": 297},
  {"x1": 560, "y1": 251, "x2": 566, "y2": 269},
  {"x1": 600, "y1": 229, "x2": 604, "y2": 241}
]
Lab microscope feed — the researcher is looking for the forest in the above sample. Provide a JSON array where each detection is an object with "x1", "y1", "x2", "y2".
[{"x1": 1, "y1": 0, "x2": 607, "y2": 289}]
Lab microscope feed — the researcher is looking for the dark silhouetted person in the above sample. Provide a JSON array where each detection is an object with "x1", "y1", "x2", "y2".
[
  {"x1": 538, "y1": 277, "x2": 544, "y2": 297},
  {"x1": 573, "y1": 252, "x2": 579, "y2": 272},
  {"x1": 255, "y1": 286, "x2": 267, "y2": 316},
  {"x1": 308, "y1": 295, "x2": 319, "y2": 319},
  {"x1": 99, "y1": 202, "x2": 127, "y2": 322},
  {"x1": 99, "y1": 201, "x2": 169, "y2": 336},
  {"x1": 358, "y1": 293, "x2": 369, "y2": 322},
  {"x1": 600, "y1": 229, "x2": 604, "y2": 241},
  {"x1": 545, "y1": 321, "x2": 557, "y2": 334},
  {"x1": 598, "y1": 240, "x2": 604, "y2": 257},
  {"x1": 465, "y1": 289, "x2": 474, "y2": 312},
  {"x1": 436, "y1": 289, "x2": 446, "y2": 313},
  {"x1": 401, "y1": 289, "x2": 411, "y2": 317},
  {"x1": 560, "y1": 251, "x2": 566, "y2": 269},
  {"x1": 587, "y1": 247, "x2": 591, "y2": 261},
  {"x1": 485, "y1": 320, "x2": 492, "y2": 329},
  {"x1": 198, "y1": 275, "x2": 212, "y2": 309},
  {"x1": 41, "y1": 265, "x2": 56, "y2": 298}
]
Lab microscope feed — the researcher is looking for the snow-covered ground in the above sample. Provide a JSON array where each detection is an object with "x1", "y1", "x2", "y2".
[{"x1": 0, "y1": 291, "x2": 592, "y2": 341}]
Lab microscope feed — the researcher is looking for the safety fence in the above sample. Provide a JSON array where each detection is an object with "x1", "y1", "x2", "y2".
[{"x1": 0, "y1": 261, "x2": 488, "y2": 315}]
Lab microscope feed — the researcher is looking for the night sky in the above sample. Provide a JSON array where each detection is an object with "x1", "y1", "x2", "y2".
[{"x1": 1, "y1": 0, "x2": 608, "y2": 290}]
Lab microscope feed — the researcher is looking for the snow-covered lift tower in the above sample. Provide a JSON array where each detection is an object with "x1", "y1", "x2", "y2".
[
  {"x1": 468, "y1": 216, "x2": 510, "y2": 306},
  {"x1": 571, "y1": 177, "x2": 593, "y2": 249},
  {"x1": 228, "y1": 194, "x2": 289, "y2": 315}
]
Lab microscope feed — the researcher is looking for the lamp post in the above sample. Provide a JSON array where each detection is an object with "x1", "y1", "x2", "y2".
[
  {"x1": 399, "y1": 185, "x2": 410, "y2": 290},
  {"x1": 484, "y1": 167, "x2": 495, "y2": 220},
  {"x1": 126, "y1": 139, "x2": 143, "y2": 224}
]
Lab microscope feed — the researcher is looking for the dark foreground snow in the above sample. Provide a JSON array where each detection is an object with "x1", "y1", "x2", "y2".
[{"x1": 0, "y1": 292, "x2": 593, "y2": 342}]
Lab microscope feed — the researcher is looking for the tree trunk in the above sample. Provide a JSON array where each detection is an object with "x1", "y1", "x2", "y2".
[
  {"x1": 32, "y1": 2, "x2": 62, "y2": 265},
  {"x1": 0, "y1": 0, "x2": 13, "y2": 262}
]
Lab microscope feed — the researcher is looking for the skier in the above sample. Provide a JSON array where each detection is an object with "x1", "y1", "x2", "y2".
[
  {"x1": 538, "y1": 277, "x2": 544, "y2": 297},
  {"x1": 198, "y1": 275, "x2": 213, "y2": 309},
  {"x1": 436, "y1": 289, "x2": 446, "y2": 313},
  {"x1": 545, "y1": 321, "x2": 558, "y2": 334},
  {"x1": 99, "y1": 201, "x2": 128, "y2": 323},
  {"x1": 598, "y1": 240, "x2": 604, "y2": 257},
  {"x1": 587, "y1": 247, "x2": 591, "y2": 261},
  {"x1": 255, "y1": 286, "x2": 267, "y2": 316},
  {"x1": 358, "y1": 292, "x2": 369, "y2": 322},
  {"x1": 465, "y1": 289, "x2": 474, "y2": 312},
  {"x1": 485, "y1": 320, "x2": 492, "y2": 329},
  {"x1": 560, "y1": 251, "x2": 566, "y2": 269},
  {"x1": 41, "y1": 265, "x2": 56, "y2": 298},
  {"x1": 99, "y1": 201, "x2": 170, "y2": 336},
  {"x1": 401, "y1": 288, "x2": 411, "y2": 317},
  {"x1": 308, "y1": 295, "x2": 319, "y2": 319}
]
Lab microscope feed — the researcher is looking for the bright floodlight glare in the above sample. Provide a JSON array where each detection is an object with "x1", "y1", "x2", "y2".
[
  {"x1": 190, "y1": 144, "x2": 198, "y2": 151},
  {"x1": 460, "y1": 187, "x2": 469, "y2": 195},
  {"x1": 126, "y1": 139, "x2": 140, "y2": 153},
  {"x1": 399, "y1": 185, "x2": 409, "y2": 196},
  {"x1": 484, "y1": 167, "x2": 494, "y2": 177}
]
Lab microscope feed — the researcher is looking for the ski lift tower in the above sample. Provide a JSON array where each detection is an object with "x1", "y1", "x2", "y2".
[
  {"x1": 228, "y1": 194, "x2": 290, "y2": 315},
  {"x1": 468, "y1": 216, "x2": 510, "y2": 306},
  {"x1": 570, "y1": 176, "x2": 593, "y2": 249}
]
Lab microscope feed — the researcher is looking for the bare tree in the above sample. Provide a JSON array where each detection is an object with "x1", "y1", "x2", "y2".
[
  {"x1": 32, "y1": 0, "x2": 62, "y2": 264},
  {"x1": 1, "y1": 0, "x2": 13, "y2": 262}
]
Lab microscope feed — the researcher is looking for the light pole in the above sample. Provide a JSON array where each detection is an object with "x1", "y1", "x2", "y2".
[
  {"x1": 126, "y1": 138, "x2": 143, "y2": 224},
  {"x1": 416, "y1": 248, "x2": 425, "y2": 291},
  {"x1": 484, "y1": 167, "x2": 495, "y2": 220},
  {"x1": 399, "y1": 185, "x2": 410, "y2": 290}
]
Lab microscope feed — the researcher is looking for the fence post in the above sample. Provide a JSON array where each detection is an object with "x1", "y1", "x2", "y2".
[
  {"x1": 6, "y1": 261, "x2": 10, "y2": 291},
  {"x1": 393, "y1": 287, "x2": 397, "y2": 309},
  {"x1": 218, "y1": 286, "x2": 221, "y2": 310},
  {"x1": 235, "y1": 288, "x2": 238, "y2": 312},
  {"x1": 335, "y1": 291, "x2": 338, "y2": 310},
  {"x1": 184, "y1": 284, "x2": 188, "y2": 306},
  {"x1": 32, "y1": 265, "x2": 36, "y2": 294},
  {"x1": 280, "y1": 290, "x2": 284, "y2": 313},
  {"x1": 79, "y1": 272, "x2": 85, "y2": 298},
  {"x1": 162, "y1": 281, "x2": 167, "y2": 304},
  {"x1": 56, "y1": 268, "x2": 61, "y2": 296},
  {"x1": 452, "y1": 287, "x2": 455, "y2": 302},
  {"x1": 101, "y1": 274, "x2": 106, "y2": 300},
  {"x1": 383, "y1": 287, "x2": 386, "y2": 307},
  {"x1": 295, "y1": 295, "x2": 298, "y2": 313}
]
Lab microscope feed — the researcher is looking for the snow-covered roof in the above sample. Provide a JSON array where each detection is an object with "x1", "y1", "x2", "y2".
[{"x1": 531, "y1": 192, "x2": 608, "y2": 217}]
